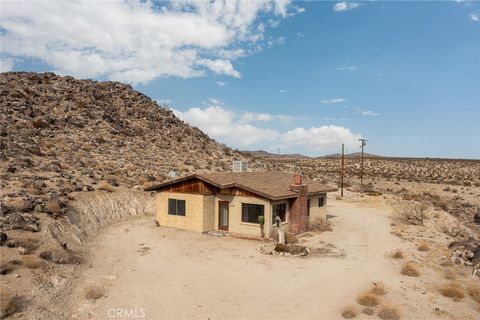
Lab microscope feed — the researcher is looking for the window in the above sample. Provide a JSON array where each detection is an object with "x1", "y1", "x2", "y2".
[
  {"x1": 242, "y1": 203, "x2": 264, "y2": 224},
  {"x1": 168, "y1": 198, "x2": 186, "y2": 216},
  {"x1": 318, "y1": 197, "x2": 325, "y2": 207},
  {"x1": 307, "y1": 199, "x2": 311, "y2": 216},
  {"x1": 272, "y1": 203, "x2": 286, "y2": 224}
]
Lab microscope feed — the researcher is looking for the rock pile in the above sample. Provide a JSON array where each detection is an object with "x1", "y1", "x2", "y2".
[{"x1": 0, "y1": 72, "x2": 260, "y2": 233}]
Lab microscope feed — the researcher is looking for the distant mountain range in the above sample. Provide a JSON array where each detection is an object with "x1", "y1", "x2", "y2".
[{"x1": 242, "y1": 150, "x2": 380, "y2": 159}]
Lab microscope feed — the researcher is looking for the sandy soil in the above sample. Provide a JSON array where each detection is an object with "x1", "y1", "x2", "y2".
[{"x1": 69, "y1": 194, "x2": 479, "y2": 320}]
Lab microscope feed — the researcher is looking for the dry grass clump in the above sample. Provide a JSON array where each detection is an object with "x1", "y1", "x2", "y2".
[
  {"x1": 400, "y1": 262, "x2": 420, "y2": 277},
  {"x1": 84, "y1": 285, "x2": 106, "y2": 300},
  {"x1": 417, "y1": 242, "x2": 430, "y2": 252},
  {"x1": 370, "y1": 282, "x2": 387, "y2": 296},
  {"x1": 21, "y1": 255, "x2": 42, "y2": 269},
  {"x1": 362, "y1": 307, "x2": 374, "y2": 315},
  {"x1": 467, "y1": 284, "x2": 480, "y2": 304},
  {"x1": 98, "y1": 180, "x2": 115, "y2": 192},
  {"x1": 356, "y1": 291, "x2": 380, "y2": 307},
  {"x1": 444, "y1": 269, "x2": 456, "y2": 280},
  {"x1": 0, "y1": 293, "x2": 19, "y2": 319},
  {"x1": 340, "y1": 305, "x2": 358, "y2": 319},
  {"x1": 377, "y1": 304, "x2": 401, "y2": 320},
  {"x1": 390, "y1": 249, "x2": 404, "y2": 259},
  {"x1": 439, "y1": 283, "x2": 464, "y2": 301}
]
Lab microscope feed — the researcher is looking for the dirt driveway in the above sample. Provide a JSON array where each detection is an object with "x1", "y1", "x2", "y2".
[{"x1": 69, "y1": 195, "x2": 415, "y2": 320}]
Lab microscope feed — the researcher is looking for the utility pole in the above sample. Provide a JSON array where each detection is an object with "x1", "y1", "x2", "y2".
[
  {"x1": 359, "y1": 139, "x2": 367, "y2": 189},
  {"x1": 341, "y1": 143, "x2": 344, "y2": 197},
  {"x1": 277, "y1": 146, "x2": 280, "y2": 155}
]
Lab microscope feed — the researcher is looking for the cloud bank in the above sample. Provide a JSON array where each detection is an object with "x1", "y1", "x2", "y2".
[
  {"x1": 0, "y1": 0, "x2": 300, "y2": 84},
  {"x1": 173, "y1": 101, "x2": 362, "y2": 154}
]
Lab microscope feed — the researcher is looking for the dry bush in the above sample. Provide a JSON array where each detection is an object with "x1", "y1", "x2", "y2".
[
  {"x1": 400, "y1": 262, "x2": 420, "y2": 277},
  {"x1": 84, "y1": 285, "x2": 106, "y2": 300},
  {"x1": 395, "y1": 201, "x2": 429, "y2": 226},
  {"x1": 417, "y1": 242, "x2": 430, "y2": 252},
  {"x1": 391, "y1": 249, "x2": 404, "y2": 259},
  {"x1": 444, "y1": 269, "x2": 456, "y2": 280},
  {"x1": 98, "y1": 180, "x2": 115, "y2": 192},
  {"x1": 356, "y1": 291, "x2": 380, "y2": 307},
  {"x1": 440, "y1": 260, "x2": 453, "y2": 267},
  {"x1": 341, "y1": 305, "x2": 357, "y2": 319},
  {"x1": 39, "y1": 250, "x2": 52, "y2": 261},
  {"x1": 439, "y1": 283, "x2": 464, "y2": 301},
  {"x1": 370, "y1": 282, "x2": 387, "y2": 296},
  {"x1": 467, "y1": 284, "x2": 480, "y2": 304},
  {"x1": 308, "y1": 217, "x2": 333, "y2": 232},
  {"x1": 21, "y1": 255, "x2": 42, "y2": 269},
  {"x1": 285, "y1": 232, "x2": 298, "y2": 244},
  {"x1": 0, "y1": 293, "x2": 19, "y2": 319},
  {"x1": 362, "y1": 307, "x2": 374, "y2": 315},
  {"x1": 378, "y1": 304, "x2": 401, "y2": 320}
]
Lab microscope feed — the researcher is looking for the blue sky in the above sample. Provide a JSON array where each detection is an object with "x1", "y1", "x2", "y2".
[{"x1": 1, "y1": 1, "x2": 479, "y2": 158}]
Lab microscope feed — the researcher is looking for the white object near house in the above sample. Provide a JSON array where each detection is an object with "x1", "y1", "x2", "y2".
[{"x1": 232, "y1": 161, "x2": 248, "y2": 172}]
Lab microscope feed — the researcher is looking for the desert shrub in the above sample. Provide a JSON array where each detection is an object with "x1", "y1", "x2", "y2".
[
  {"x1": 0, "y1": 293, "x2": 19, "y2": 319},
  {"x1": 362, "y1": 307, "x2": 374, "y2": 315},
  {"x1": 0, "y1": 262, "x2": 14, "y2": 275},
  {"x1": 391, "y1": 249, "x2": 404, "y2": 259},
  {"x1": 444, "y1": 269, "x2": 456, "y2": 280},
  {"x1": 370, "y1": 282, "x2": 387, "y2": 296},
  {"x1": 440, "y1": 260, "x2": 453, "y2": 267},
  {"x1": 439, "y1": 283, "x2": 464, "y2": 301},
  {"x1": 377, "y1": 304, "x2": 401, "y2": 320},
  {"x1": 98, "y1": 180, "x2": 115, "y2": 192},
  {"x1": 341, "y1": 305, "x2": 357, "y2": 319},
  {"x1": 395, "y1": 201, "x2": 429, "y2": 226},
  {"x1": 32, "y1": 117, "x2": 47, "y2": 129},
  {"x1": 39, "y1": 250, "x2": 52, "y2": 261},
  {"x1": 467, "y1": 285, "x2": 480, "y2": 304},
  {"x1": 285, "y1": 232, "x2": 298, "y2": 244},
  {"x1": 308, "y1": 217, "x2": 333, "y2": 232},
  {"x1": 21, "y1": 255, "x2": 42, "y2": 269},
  {"x1": 356, "y1": 291, "x2": 380, "y2": 307},
  {"x1": 400, "y1": 263, "x2": 420, "y2": 277},
  {"x1": 84, "y1": 285, "x2": 105, "y2": 300},
  {"x1": 417, "y1": 242, "x2": 430, "y2": 252}
]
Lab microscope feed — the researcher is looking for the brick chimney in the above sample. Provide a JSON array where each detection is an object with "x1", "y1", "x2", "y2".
[{"x1": 288, "y1": 175, "x2": 308, "y2": 234}]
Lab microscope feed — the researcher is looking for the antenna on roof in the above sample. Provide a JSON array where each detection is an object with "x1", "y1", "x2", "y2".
[{"x1": 168, "y1": 171, "x2": 177, "y2": 179}]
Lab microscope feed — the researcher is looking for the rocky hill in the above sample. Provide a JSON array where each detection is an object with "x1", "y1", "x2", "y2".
[{"x1": 0, "y1": 72, "x2": 262, "y2": 231}]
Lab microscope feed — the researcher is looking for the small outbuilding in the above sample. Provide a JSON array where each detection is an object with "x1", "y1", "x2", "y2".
[{"x1": 145, "y1": 171, "x2": 337, "y2": 238}]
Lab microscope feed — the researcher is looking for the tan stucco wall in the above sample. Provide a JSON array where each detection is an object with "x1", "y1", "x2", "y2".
[
  {"x1": 308, "y1": 193, "x2": 327, "y2": 223},
  {"x1": 214, "y1": 194, "x2": 272, "y2": 237},
  {"x1": 202, "y1": 195, "x2": 216, "y2": 231},
  {"x1": 156, "y1": 192, "x2": 206, "y2": 232}
]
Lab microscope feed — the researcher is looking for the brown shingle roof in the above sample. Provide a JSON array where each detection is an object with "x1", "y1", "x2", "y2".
[{"x1": 144, "y1": 171, "x2": 337, "y2": 200}]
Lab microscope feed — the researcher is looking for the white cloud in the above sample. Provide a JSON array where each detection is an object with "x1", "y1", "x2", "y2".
[
  {"x1": 282, "y1": 126, "x2": 361, "y2": 151},
  {"x1": 278, "y1": 89, "x2": 287, "y2": 94},
  {"x1": 197, "y1": 58, "x2": 241, "y2": 78},
  {"x1": 469, "y1": 12, "x2": 479, "y2": 21},
  {"x1": 333, "y1": 2, "x2": 360, "y2": 12},
  {"x1": 0, "y1": 0, "x2": 298, "y2": 84},
  {"x1": 173, "y1": 106, "x2": 280, "y2": 147},
  {"x1": 241, "y1": 112, "x2": 294, "y2": 123},
  {"x1": 297, "y1": 32, "x2": 305, "y2": 37},
  {"x1": 216, "y1": 81, "x2": 227, "y2": 87},
  {"x1": 173, "y1": 102, "x2": 361, "y2": 153},
  {"x1": 156, "y1": 99, "x2": 172, "y2": 105},
  {"x1": 337, "y1": 65, "x2": 357, "y2": 71},
  {"x1": 354, "y1": 107, "x2": 380, "y2": 117},
  {"x1": 0, "y1": 58, "x2": 14, "y2": 72},
  {"x1": 321, "y1": 97, "x2": 346, "y2": 104}
]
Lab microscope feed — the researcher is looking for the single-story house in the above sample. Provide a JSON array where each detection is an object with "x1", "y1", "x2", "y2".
[{"x1": 145, "y1": 171, "x2": 337, "y2": 238}]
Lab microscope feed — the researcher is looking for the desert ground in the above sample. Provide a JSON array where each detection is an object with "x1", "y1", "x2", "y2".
[{"x1": 67, "y1": 192, "x2": 479, "y2": 320}]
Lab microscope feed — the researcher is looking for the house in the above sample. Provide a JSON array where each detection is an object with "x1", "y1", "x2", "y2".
[{"x1": 145, "y1": 171, "x2": 337, "y2": 238}]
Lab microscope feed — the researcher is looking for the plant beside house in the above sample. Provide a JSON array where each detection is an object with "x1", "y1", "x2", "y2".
[{"x1": 258, "y1": 215, "x2": 265, "y2": 238}]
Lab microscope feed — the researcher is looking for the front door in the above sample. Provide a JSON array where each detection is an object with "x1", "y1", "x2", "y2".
[{"x1": 218, "y1": 201, "x2": 229, "y2": 231}]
